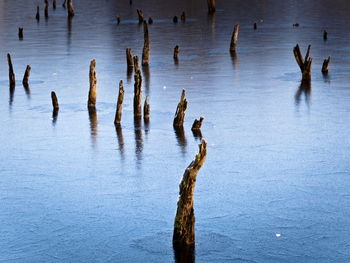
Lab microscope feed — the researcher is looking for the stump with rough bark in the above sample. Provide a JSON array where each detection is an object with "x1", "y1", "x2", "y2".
[
  {"x1": 114, "y1": 80, "x2": 124, "y2": 125},
  {"x1": 191, "y1": 117, "x2": 204, "y2": 131},
  {"x1": 173, "y1": 89, "x2": 187, "y2": 128},
  {"x1": 174, "y1": 45, "x2": 179, "y2": 60},
  {"x1": 133, "y1": 56, "x2": 140, "y2": 73},
  {"x1": 51, "y1": 91, "x2": 59, "y2": 111},
  {"x1": 126, "y1": 48, "x2": 133, "y2": 68},
  {"x1": 173, "y1": 140, "x2": 207, "y2": 246},
  {"x1": 7, "y1": 53, "x2": 15, "y2": 88},
  {"x1": 87, "y1": 59, "x2": 97, "y2": 110},
  {"x1": 143, "y1": 96, "x2": 150, "y2": 120},
  {"x1": 22, "y1": 65, "x2": 31, "y2": 87},
  {"x1": 142, "y1": 21, "x2": 150, "y2": 66},
  {"x1": 207, "y1": 0, "x2": 216, "y2": 13},
  {"x1": 68, "y1": 0, "x2": 74, "y2": 17},
  {"x1": 322, "y1": 56, "x2": 330, "y2": 74},
  {"x1": 137, "y1": 9, "x2": 144, "y2": 23},
  {"x1": 293, "y1": 44, "x2": 312, "y2": 82},
  {"x1": 36, "y1": 6, "x2": 40, "y2": 21},
  {"x1": 134, "y1": 69, "x2": 142, "y2": 118},
  {"x1": 230, "y1": 24, "x2": 239, "y2": 52}
]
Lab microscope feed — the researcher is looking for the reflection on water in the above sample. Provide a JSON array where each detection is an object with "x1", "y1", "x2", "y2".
[
  {"x1": 230, "y1": 51, "x2": 238, "y2": 70},
  {"x1": 88, "y1": 109, "x2": 98, "y2": 150},
  {"x1": 9, "y1": 85, "x2": 15, "y2": 107},
  {"x1": 295, "y1": 81, "x2": 311, "y2": 108},
  {"x1": 115, "y1": 124, "x2": 125, "y2": 161},
  {"x1": 127, "y1": 67, "x2": 133, "y2": 83},
  {"x1": 173, "y1": 243, "x2": 195, "y2": 263},
  {"x1": 134, "y1": 117, "x2": 143, "y2": 169},
  {"x1": 52, "y1": 109, "x2": 59, "y2": 126},
  {"x1": 174, "y1": 126, "x2": 187, "y2": 155},
  {"x1": 142, "y1": 66, "x2": 150, "y2": 97},
  {"x1": 192, "y1": 129, "x2": 202, "y2": 141},
  {"x1": 23, "y1": 83, "x2": 31, "y2": 98}
]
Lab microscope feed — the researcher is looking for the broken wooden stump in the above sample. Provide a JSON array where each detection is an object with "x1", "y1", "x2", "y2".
[
  {"x1": 323, "y1": 30, "x2": 328, "y2": 40},
  {"x1": 173, "y1": 139, "x2": 207, "y2": 246},
  {"x1": 173, "y1": 89, "x2": 187, "y2": 128},
  {"x1": 174, "y1": 45, "x2": 179, "y2": 60},
  {"x1": 148, "y1": 17, "x2": 153, "y2": 24},
  {"x1": 173, "y1": 16, "x2": 178, "y2": 23},
  {"x1": 322, "y1": 56, "x2": 330, "y2": 74},
  {"x1": 22, "y1": 65, "x2": 31, "y2": 87},
  {"x1": 51, "y1": 91, "x2": 59, "y2": 111},
  {"x1": 36, "y1": 6, "x2": 40, "y2": 21},
  {"x1": 114, "y1": 80, "x2": 124, "y2": 125},
  {"x1": 142, "y1": 21, "x2": 150, "y2": 66},
  {"x1": 207, "y1": 0, "x2": 216, "y2": 13},
  {"x1": 133, "y1": 56, "x2": 140, "y2": 73},
  {"x1": 45, "y1": 0, "x2": 49, "y2": 18},
  {"x1": 293, "y1": 44, "x2": 312, "y2": 82},
  {"x1": 7, "y1": 53, "x2": 15, "y2": 88},
  {"x1": 143, "y1": 96, "x2": 150, "y2": 121},
  {"x1": 253, "y1": 23, "x2": 257, "y2": 30},
  {"x1": 67, "y1": 0, "x2": 74, "y2": 18},
  {"x1": 191, "y1": 117, "x2": 204, "y2": 131},
  {"x1": 18, "y1": 28, "x2": 23, "y2": 39},
  {"x1": 181, "y1": 12, "x2": 186, "y2": 22},
  {"x1": 126, "y1": 48, "x2": 134, "y2": 68},
  {"x1": 133, "y1": 69, "x2": 142, "y2": 118},
  {"x1": 137, "y1": 9, "x2": 144, "y2": 23},
  {"x1": 53, "y1": 0, "x2": 56, "y2": 9},
  {"x1": 230, "y1": 24, "x2": 239, "y2": 52},
  {"x1": 87, "y1": 59, "x2": 97, "y2": 110}
]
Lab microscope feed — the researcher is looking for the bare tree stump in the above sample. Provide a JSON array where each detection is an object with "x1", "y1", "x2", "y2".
[
  {"x1": 22, "y1": 65, "x2": 31, "y2": 87},
  {"x1": 7, "y1": 53, "x2": 15, "y2": 88},
  {"x1": 126, "y1": 48, "x2": 134, "y2": 68},
  {"x1": 137, "y1": 9, "x2": 144, "y2": 23},
  {"x1": 18, "y1": 28, "x2": 23, "y2": 39},
  {"x1": 51, "y1": 91, "x2": 59, "y2": 111},
  {"x1": 143, "y1": 96, "x2": 150, "y2": 120},
  {"x1": 181, "y1": 12, "x2": 186, "y2": 22},
  {"x1": 173, "y1": 16, "x2": 178, "y2": 23},
  {"x1": 191, "y1": 117, "x2": 204, "y2": 131},
  {"x1": 323, "y1": 30, "x2": 328, "y2": 40},
  {"x1": 36, "y1": 6, "x2": 40, "y2": 21},
  {"x1": 116, "y1": 17, "x2": 120, "y2": 24},
  {"x1": 133, "y1": 56, "x2": 140, "y2": 73},
  {"x1": 114, "y1": 80, "x2": 124, "y2": 125},
  {"x1": 293, "y1": 44, "x2": 312, "y2": 82},
  {"x1": 45, "y1": 0, "x2": 49, "y2": 18},
  {"x1": 134, "y1": 69, "x2": 142, "y2": 118},
  {"x1": 173, "y1": 140, "x2": 207, "y2": 246},
  {"x1": 253, "y1": 23, "x2": 257, "y2": 30},
  {"x1": 230, "y1": 24, "x2": 239, "y2": 52},
  {"x1": 207, "y1": 0, "x2": 216, "y2": 13},
  {"x1": 88, "y1": 59, "x2": 97, "y2": 110},
  {"x1": 174, "y1": 45, "x2": 179, "y2": 60},
  {"x1": 53, "y1": 0, "x2": 56, "y2": 9},
  {"x1": 322, "y1": 56, "x2": 330, "y2": 74},
  {"x1": 173, "y1": 89, "x2": 187, "y2": 128},
  {"x1": 148, "y1": 17, "x2": 153, "y2": 24},
  {"x1": 67, "y1": 0, "x2": 74, "y2": 18},
  {"x1": 142, "y1": 21, "x2": 150, "y2": 66}
]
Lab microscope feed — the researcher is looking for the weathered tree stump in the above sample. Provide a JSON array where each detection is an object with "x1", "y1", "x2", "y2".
[
  {"x1": 323, "y1": 30, "x2": 328, "y2": 40},
  {"x1": 293, "y1": 44, "x2": 312, "y2": 82},
  {"x1": 53, "y1": 0, "x2": 56, "y2": 9},
  {"x1": 174, "y1": 45, "x2": 179, "y2": 60},
  {"x1": 45, "y1": 0, "x2": 49, "y2": 18},
  {"x1": 7, "y1": 53, "x2": 15, "y2": 88},
  {"x1": 230, "y1": 24, "x2": 239, "y2": 52},
  {"x1": 293, "y1": 23, "x2": 299, "y2": 27},
  {"x1": 142, "y1": 21, "x2": 150, "y2": 66},
  {"x1": 87, "y1": 59, "x2": 97, "y2": 110},
  {"x1": 181, "y1": 12, "x2": 186, "y2": 22},
  {"x1": 191, "y1": 117, "x2": 204, "y2": 131},
  {"x1": 51, "y1": 91, "x2": 59, "y2": 111},
  {"x1": 322, "y1": 56, "x2": 330, "y2": 74},
  {"x1": 67, "y1": 0, "x2": 74, "y2": 18},
  {"x1": 148, "y1": 17, "x2": 153, "y2": 24},
  {"x1": 18, "y1": 28, "x2": 23, "y2": 39},
  {"x1": 137, "y1": 9, "x2": 144, "y2": 23},
  {"x1": 173, "y1": 139, "x2": 207, "y2": 246},
  {"x1": 36, "y1": 6, "x2": 40, "y2": 21},
  {"x1": 133, "y1": 56, "x2": 140, "y2": 73},
  {"x1": 143, "y1": 96, "x2": 150, "y2": 121},
  {"x1": 173, "y1": 89, "x2": 187, "y2": 128},
  {"x1": 207, "y1": 0, "x2": 216, "y2": 13},
  {"x1": 134, "y1": 69, "x2": 142, "y2": 118},
  {"x1": 22, "y1": 65, "x2": 31, "y2": 87},
  {"x1": 253, "y1": 23, "x2": 257, "y2": 30},
  {"x1": 114, "y1": 80, "x2": 124, "y2": 125},
  {"x1": 126, "y1": 48, "x2": 134, "y2": 68},
  {"x1": 173, "y1": 16, "x2": 178, "y2": 23},
  {"x1": 116, "y1": 17, "x2": 121, "y2": 24}
]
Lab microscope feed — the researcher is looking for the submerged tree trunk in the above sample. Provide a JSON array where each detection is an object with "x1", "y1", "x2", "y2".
[
  {"x1": 322, "y1": 56, "x2": 330, "y2": 74},
  {"x1": 230, "y1": 24, "x2": 239, "y2": 52},
  {"x1": 7, "y1": 53, "x2": 15, "y2": 88},
  {"x1": 134, "y1": 69, "x2": 142, "y2": 118},
  {"x1": 293, "y1": 44, "x2": 312, "y2": 82},
  {"x1": 114, "y1": 80, "x2": 124, "y2": 125},
  {"x1": 87, "y1": 59, "x2": 97, "y2": 110},
  {"x1": 173, "y1": 89, "x2": 187, "y2": 128},
  {"x1": 173, "y1": 140, "x2": 207, "y2": 246},
  {"x1": 143, "y1": 96, "x2": 150, "y2": 121},
  {"x1": 142, "y1": 21, "x2": 150, "y2": 66},
  {"x1": 22, "y1": 65, "x2": 31, "y2": 87},
  {"x1": 126, "y1": 48, "x2": 134, "y2": 68}
]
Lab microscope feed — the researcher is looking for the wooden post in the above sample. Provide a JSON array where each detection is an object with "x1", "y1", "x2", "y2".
[
  {"x1": 173, "y1": 89, "x2": 187, "y2": 128},
  {"x1": 36, "y1": 6, "x2": 40, "y2": 21},
  {"x1": 173, "y1": 16, "x2": 178, "y2": 23},
  {"x1": 7, "y1": 53, "x2": 15, "y2": 88},
  {"x1": 126, "y1": 48, "x2": 134, "y2": 68},
  {"x1": 181, "y1": 12, "x2": 186, "y2": 22},
  {"x1": 174, "y1": 45, "x2": 179, "y2": 60},
  {"x1": 207, "y1": 0, "x2": 216, "y2": 13},
  {"x1": 142, "y1": 21, "x2": 150, "y2": 66},
  {"x1": 45, "y1": 0, "x2": 49, "y2": 18},
  {"x1": 53, "y1": 0, "x2": 56, "y2": 9},
  {"x1": 18, "y1": 28, "x2": 23, "y2": 39},
  {"x1": 68, "y1": 0, "x2": 74, "y2": 18},
  {"x1": 88, "y1": 59, "x2": 97, "y2": 110},
  {"x1": 293, "y1": 44, "x2": 312, "y2": 82},
  {"x1": 322, "y1": 56, "x2": 330, "y2": 74},
  {"x1": 134, "y1": 69, "x2": 142, "y2": 118},
  {"x1": 137, "y1": 9, "x2": 144, "y2": 23},
  {"x1": 191, "y1": 117, "x2": 204, "y2": 131},
  {"x1": 51, "y1": 91, "x2": 59, "y2": 111},
  {"x1": 230, "y1": 24, "x2": 239, "y2": 52},
  {"x1": 114, "y1": 80, "x2": 124, "y2": 125},
  {"x1": 143, "y1": 96, "x2": 150, "y2": 120},
  {"x1": 173, "y1": 140, "x2": 207, "y2": 246},
  {"x1": 133, "y1": 56, "x2": 140, "y2": 73},
  {"x1": 323, "y1": 30, "x2": 328, "y2": 40},
  {"x1": 22, "y1": 65, "x2": 31, "y2": 87}
]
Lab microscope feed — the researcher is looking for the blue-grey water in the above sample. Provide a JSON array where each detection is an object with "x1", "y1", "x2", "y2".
[{"x1": 1, "y1": 0, "x2": 350, "y2": 262}]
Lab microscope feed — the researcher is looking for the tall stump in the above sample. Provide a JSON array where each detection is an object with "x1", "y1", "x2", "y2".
[
  {"x1": 142, "y1": 21, "x2": 150, "y2": 66},
  {"x1": 293, "y1": 44, "x2": 312, "y2": 82},
  {"x1": 87, "y1": 59, "x2": 97, "y2": 110},
  {"x1": 134, "y1": 69, "x2": 142, "y2": 118},
  {"x1": 173, "y1": 89, "x2": 187, "y2": 128},
  {"x1": 7, "y1": 53, "x2": 15, "y2": 88},
  {"x1": 230, "y1": 24, "x2": 239, "y2": 52},
  {"x1": 114, "y1": 80, "x2": 124, "y2": 125}
]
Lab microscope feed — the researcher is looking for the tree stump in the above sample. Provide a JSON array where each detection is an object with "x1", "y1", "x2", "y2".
[
  {"x1": 173, "y1": 140, "x2": 207, "y2": 246},
  {"x1": 114, "y1": 80, "x2": 124, "y2": 125},
  {"x1": 173, "y1": 89, "x2": 187, "y2": 128},
  {"x1": 133, "y1": 56, "x2": 140, "y2": 73},
  {"x1": 322, "y1": 56, "x2": 330, "y2": 74},
  {"x1": 68, "y1": 0, "x2": 74, "y2": 18},
  {"x1": 174, "y1": 45, "x2": 179, "y2": 60},
  {"x1": 148, "y1": 17, "x2": 153, "y2": 24},
  {"x1": 134, "y1": 69, "x2": 142, "y2": 118},
  {"x1": 18, "y1": 28, "x2": 23, "y2": 39},
  {"x1": 22, "y1": 65, "x2": 31, "y2": 87},
  {"x1": 126, "y1": 48, "x2": 134, "y2": 68},
  {"x1": 253, "y1": 23, "x2": 257, "y2": 30},
  {"x1": 36, "y1": 6, "x2": 40, "y2": 21},
  {"x1": 45, "y1": 0, "x2": 49, "y2": 18},
  {"x1": 51, "y1": 91, "x2": 59, "y2": 111},
  {"x1": 191, "y1": 117, "x2": 204, "y2": 131},
  {"x1": 87, "y1": 59, "x2": 97, "y2": 110},
  {"x1": 173, "y1": 16, "x2": 178, "y2": 23},
  {"x1": 116, "y1": 17, "x2": 121, "y2": 24},
  {"x1": 7, "y1": 53, "x2": 15, "y2": 88},
  {"x1": 207, "y1": 0, "x2": 216, "y2": 13},
  {"x1": 230, "y1": 24, "x2": 239, "y2": 52},
  {"x1": 293, "y1": 44, "x2": 312, "y2": 82},
  {"x1": 137, "y1": 9, "x2": 144, "y2": 23},
  {"x1": 323, "y1": 30, "x2": 328, "y2": 40},
  {"x1": 181, "y1": 12, "x2": 186, "y2": 22},
  {"x1": 143, "y1": 96, "x2": 150, "y2": 121},
  {"x1": 142, "y1": 21, "x2": 150, "y2": 66},
  {"x1": 53, "y1": 0, "x2": 56, "y2": 9}
]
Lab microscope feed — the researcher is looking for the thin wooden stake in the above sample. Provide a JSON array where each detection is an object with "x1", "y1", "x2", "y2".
[
  {"x1": 87, "y1": 59, "x2": 97, "y2": 110},
  {"x1": 173, "y1": 89, "x2": 187, "y2": 128},
  {"x1": 114, "y1": 80, "x2": 124, "y2": 125}
]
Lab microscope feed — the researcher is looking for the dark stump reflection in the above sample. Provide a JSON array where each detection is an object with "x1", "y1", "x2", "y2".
[
  {"x1": 174, "y1": 126, "x2": 187, "y2": 155},
  {"x1": 88, "y1": 109, "x2": 98, "y2": 149},
  {"x1": 173, "y1": 243, "x2": 195, "y2": 263},
  {"x1": 295, "y1": 80, "x2": 311, "y2": 107},
  {"x1": 115, "y1": 124, "x2": 125, "y2": 161},
  {"x1": 52, "y1": 109, "x2": 59, "y2": 126},
  {"x1": 134, "y1": 117, "x2": 143, "y2": 168}
]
